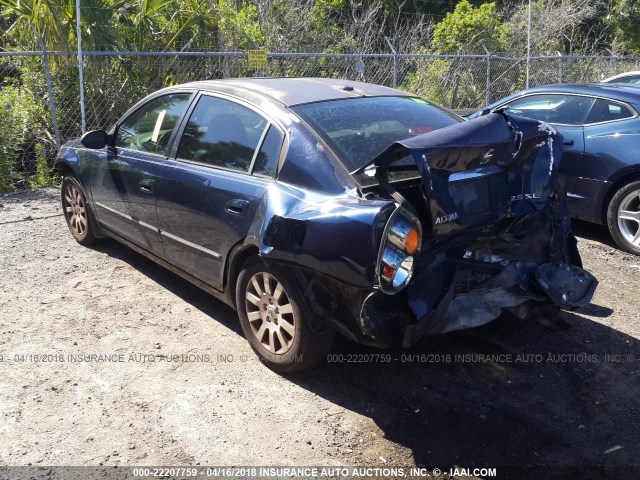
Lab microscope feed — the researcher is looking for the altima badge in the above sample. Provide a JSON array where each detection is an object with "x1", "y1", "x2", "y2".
[{"x1": 434, "y1": 212, "x2": 459, "y2": 224}]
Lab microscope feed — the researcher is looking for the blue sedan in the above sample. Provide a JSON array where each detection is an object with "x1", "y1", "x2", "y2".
[
  {"x1": 470, "y1": 84, "x2": 640, "y2": 255},
  {"x1": 55, "y1": 78, "x2": 596, "y2": 371}
]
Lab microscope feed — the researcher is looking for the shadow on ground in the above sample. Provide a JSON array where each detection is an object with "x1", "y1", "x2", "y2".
[
  {"x1": 92, "y1": 237, "x2": 639, "y2": 479},
  {"x1": 91, "y1": 239, "x2": 242, "y2": 336},
  {"x1": 572, "y1": 219, "x2": 617, "y2": 249},
  {"x1": 295, "y1": 312, "x2": 640, "y2": 478}
]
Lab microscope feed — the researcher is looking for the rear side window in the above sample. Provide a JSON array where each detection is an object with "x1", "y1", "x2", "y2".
[
  {"x1": 252, "y1": 125, "x2": 284, "y2": 177},
  {"x1": 177, "y1": 95, "x2": 268, "y2": 172},
  {"x1": 585, "y1": 99, "x2": 634, "y2": 124},
  {"x1": 505, "y1": 94, "x2": 594, "y2": 125},
  {"x1": 116, "y1": 94, "x2": 191, "y2": 155}
]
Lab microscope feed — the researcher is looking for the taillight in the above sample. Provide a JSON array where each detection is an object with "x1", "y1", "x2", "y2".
[{"x1": 377, "y1": 207, "x2": 421, "y2": 294}]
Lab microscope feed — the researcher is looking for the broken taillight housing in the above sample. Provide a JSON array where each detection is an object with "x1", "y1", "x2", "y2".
[{"x1": 377, "y1": 207, "x2": 422, "y2": 294}]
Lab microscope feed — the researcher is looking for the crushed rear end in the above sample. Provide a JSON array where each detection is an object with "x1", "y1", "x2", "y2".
[{"x1": 357, "y1": 111, "x2": 597, "y2": 347}]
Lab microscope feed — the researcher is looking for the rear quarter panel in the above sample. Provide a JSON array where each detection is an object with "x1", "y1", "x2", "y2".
[
  {"x1": 255, "y1": 182, "x2": 395, "y2": 288},
  {"x1": 583, "y1": 118, "x2": 640, "y2": 180},
  {"x1": 55, "y1": 140, "x2": 102, "y2": 201},
  {"x1": 579, "y1": 117, "x2": 640, "y2": 222}
]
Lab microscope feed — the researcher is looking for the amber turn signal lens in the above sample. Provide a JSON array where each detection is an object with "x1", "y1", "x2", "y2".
[{"x1": 405, "y1": 228, "x2": 420, "y2": 255}]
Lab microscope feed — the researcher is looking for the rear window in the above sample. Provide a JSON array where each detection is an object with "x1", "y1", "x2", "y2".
[
  {"x1": 292, "y1": 96, "x2": 461, "y2": 173},
  {"x1": 585, "y1": 99, "x2": 634, "y2": 124}
]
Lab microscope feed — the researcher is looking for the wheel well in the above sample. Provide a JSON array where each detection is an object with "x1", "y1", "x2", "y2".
[
  {"x1": 227, "y1": 245, "x2": 261, "y2": 307},
  {"x1": 601, "y1": 172, "x2": 640, "y2": 224},
  {"x1": 56, "y1": 162, "x2": 74, "y2": 178}
]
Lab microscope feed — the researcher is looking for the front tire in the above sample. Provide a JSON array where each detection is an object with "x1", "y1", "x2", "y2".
[
  {"x1": 61, "y1": 176, "x2": 97, "y2": 246},
  {"x1": 607, "y1": 180, "x2": 640, "y2": 255},
  {"x1": 235, "y1": 258, "x2": 334, "y2": 373}
]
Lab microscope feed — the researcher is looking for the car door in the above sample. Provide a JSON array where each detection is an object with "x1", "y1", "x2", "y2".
[
  {"x1": 573, "y1": 98, "x2": 638, "y2": 219},
  {"x1": 90, "y1": 92, "x2": 193, "y2": 255},
  {"x1": 501, "y1": 93, "x2": 593, "y2": 201},
  {"x1": 155, "y1": 93, "x2": 285, "y2": 290}
]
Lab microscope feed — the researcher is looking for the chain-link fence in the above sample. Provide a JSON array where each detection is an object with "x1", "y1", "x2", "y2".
[{"x1": 3, "y1": 50, "x2": 640, "y2": 192}]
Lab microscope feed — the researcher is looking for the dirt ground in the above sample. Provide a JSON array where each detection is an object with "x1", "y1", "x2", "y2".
[{"x1": 1, "y1": 188, "x2": 639, "y2": 479}]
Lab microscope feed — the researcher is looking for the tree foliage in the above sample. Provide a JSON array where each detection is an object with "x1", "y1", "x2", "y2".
[
  {"x1": 0, "y1": 0, "x2": 633, "y2": 192},
  {"x1": 0, "y1": 77, "x2": 52, "y2": 192},
  {"x1": 506, "y1": 0, "x2": 610, "y2": 56},
  {"x1": 608, "y1": 0, "x2": 640, "y2": 53},
  {"x1": 0, "y1": 0, "x2": 621, "y2": 55},
  {"x1": 432, "y1": 0, "x2": 509, "y2": 53}
]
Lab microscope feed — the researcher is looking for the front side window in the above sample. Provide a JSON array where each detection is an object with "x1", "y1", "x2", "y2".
[
  {"x1": 505, "y1": 94, "x2": 594, "y2": 125},
  {"x1": 116, "y1": 94, "x2": 191, "y2": 155},
  {"x1": 177, "y1": 95, "x2": 268, "y2": 172},
  {"x1": 585, "y1": 99, "x2": 634, "y2": 124}
]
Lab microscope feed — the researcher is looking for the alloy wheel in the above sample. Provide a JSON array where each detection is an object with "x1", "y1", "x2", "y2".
[
  {"x1": 64, "y1": 183, "x2": 88, "y2": 238},
  {"x1": 245, "y1": 272, "x2": 296, "y2": 354},
  {"x1": 617, "y1": 189, "x2": 640, "y2": 248}
]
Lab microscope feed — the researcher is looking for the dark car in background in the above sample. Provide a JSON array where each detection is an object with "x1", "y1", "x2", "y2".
[
  {"x1": 470, "y1": 84, "x2": 640, "y2": 255},
  {"x1": 56, "y1": 78, "x2": 596, "y2": 372},
  {"x1": 602, "y1": 71, "x2": 640, "y2": 84}
]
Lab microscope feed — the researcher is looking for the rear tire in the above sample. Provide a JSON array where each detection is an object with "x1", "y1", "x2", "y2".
[
  {"x1": 61, "y1": 176, "x2": 97, "y2": 246},
  {"x1": 235, "y1": 258, "x2": 334, "y2": 373},
  {"x1": 607, "y1": 180, "x2": 640, "y2": 255}
]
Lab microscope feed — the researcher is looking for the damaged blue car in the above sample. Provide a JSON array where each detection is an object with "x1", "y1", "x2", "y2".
[{"x1": 55, "y1": 78, "x2": 597, "y2": 372}]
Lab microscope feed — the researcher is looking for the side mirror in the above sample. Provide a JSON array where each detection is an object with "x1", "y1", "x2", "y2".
[{"x1": 81, "y1": 129, "x2": 108, "y2": 149}]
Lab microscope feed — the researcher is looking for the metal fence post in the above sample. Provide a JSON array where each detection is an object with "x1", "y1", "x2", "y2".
[
  {"x1": 75, "y1": 0, "x2": 86, "y2": 133},
  {"x1": 481, "y1": 42, "x2": 491, "y2": 105},
  {"x1": 526, "y1": 0, "x2": 532, "y2": 89},
  {"x1": 557, "y1": 52, "x2": 563, "y2": 84},
  {"x1": 606, "y1": 49, "x2": 619, "y2": 78},
  {"x1": 384, "y1": 36, "x2": 397, "y2": 88},
  {"x1": 35, "y1": 30, "x2": 61, "y2": 150}
]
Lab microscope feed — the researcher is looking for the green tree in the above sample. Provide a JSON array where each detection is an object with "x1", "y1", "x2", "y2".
[
  {"x1": 404, "y1": 0, "x2": 509, "y2": 108},
  {"x1": 432, "y1": 0, "x2": 509, "y2": 53},
  {"x1": 0, "y1": 0, "x2": 122, "y2": 52},
  {"x1": 0, "y1": 83, "x2": 51, "y2": 192},
  {"x1": 608, "y1": 0, "x2": 640, "y2": 53}
]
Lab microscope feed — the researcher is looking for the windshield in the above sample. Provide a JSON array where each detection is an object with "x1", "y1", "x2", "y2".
[{"x1": 292, "y1": 96, "x2": 462, "y2": 174}]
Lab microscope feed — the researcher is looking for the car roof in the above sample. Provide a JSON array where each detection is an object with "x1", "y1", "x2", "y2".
[
  {"x1": 178, "y1": 77, "x2": 412, "y2": 107},
  {"x1": 511, "y1": 83, "x2": 640, "y2": 105}
]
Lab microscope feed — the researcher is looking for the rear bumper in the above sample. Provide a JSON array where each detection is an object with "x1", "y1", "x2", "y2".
[
  {"x1": 357, "y1": 256, "x2": 597, "y2": 349},
  {"x1": 403, "y1": 261, "x2": 595, "y2": 347},
  {"x1": 358, "y1": 195, "x2": 598, "y2": 348}
]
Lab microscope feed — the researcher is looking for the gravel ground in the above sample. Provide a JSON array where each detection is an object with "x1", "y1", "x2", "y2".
[{"x1": 1, "y1": 188, "x2": 639, "y2": 479}]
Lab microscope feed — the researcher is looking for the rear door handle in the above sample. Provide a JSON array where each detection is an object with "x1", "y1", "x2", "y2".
[
  {"x1": 139, "y1": 179, "x2": 155, "y2": 194},
  {"x1": 564, "y1": 139, "x2": 574, "y2": 146},
  {"x1": 225, "y1": 199, "x2": 250, "y2": 215}
]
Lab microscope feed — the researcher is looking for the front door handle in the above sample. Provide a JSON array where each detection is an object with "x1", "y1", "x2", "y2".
[
  {"x1": 139, "y1": 179, "x2": 155, "y2": 194},
  {"x1": 225, "y1": 199, "x2": 250, "y2": 215},
  {"x1": 564, "y1": 139, "x2": 574, "y2": 146}
]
